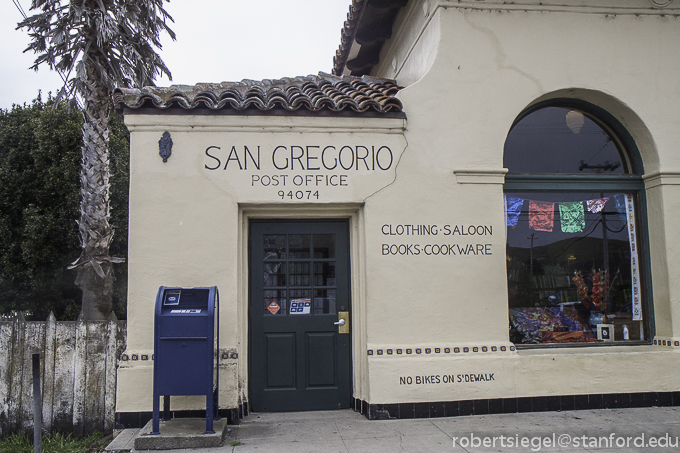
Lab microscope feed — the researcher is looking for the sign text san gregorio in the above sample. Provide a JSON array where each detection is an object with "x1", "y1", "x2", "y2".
[{"x1": 204, "y1": 144, "x2": 394, "y2": 199}]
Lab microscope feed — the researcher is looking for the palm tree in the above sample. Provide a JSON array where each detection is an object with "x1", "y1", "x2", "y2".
[{"x1": 19, "y1": 0, "x2": 175, "y2": 320}]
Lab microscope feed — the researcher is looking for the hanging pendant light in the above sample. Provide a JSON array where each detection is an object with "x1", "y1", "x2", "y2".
[{"x1": 566, "y1": 110, "x2": 585, "y2": 134}]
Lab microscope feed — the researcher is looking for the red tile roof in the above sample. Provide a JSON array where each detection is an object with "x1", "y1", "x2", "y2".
[{"x1": 113, "y1": 72, "x2": 403, "y2": 115}]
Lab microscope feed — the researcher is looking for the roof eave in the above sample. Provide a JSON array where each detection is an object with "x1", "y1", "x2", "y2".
[{"x1": 332, "y1": 0, "x2": 408, "y2": 77}]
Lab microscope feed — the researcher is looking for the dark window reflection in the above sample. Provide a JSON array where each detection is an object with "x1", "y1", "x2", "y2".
[
  {"x1": 504, "y1": 107, "x2": 625, "y2": 174},
  {"x1": 264, "y1": 262, "x2": 286, "y2": 287},
  {"x1": 264, "y1": 235, "x2": 286, "y2": 259},
  {"x1": 313, "y1": 234, "x2": 335, "y2": 258},
  {"x1": 289, "y1": 235, "x2": 311, "y2": 259},
  {"x1": 314, "y1": 262, "x2": 336, "y2": 286},
  {"x1": 261, "y1": 232, "x2": 337, "y2": 317},
  {"x1": 506, "y1": 192, "x2": 640, "y2": 344},
  {"x1": 288, "y1": 262, "x2": 311, "y2": 286},
  {"x1": 314, "y1": 289, "x2": 337, "y2": 314}
]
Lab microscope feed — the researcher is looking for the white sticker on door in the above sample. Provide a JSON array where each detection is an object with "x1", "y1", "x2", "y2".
[{"x1": 289, "y1": 299, "x2": 311, "y2": 314}]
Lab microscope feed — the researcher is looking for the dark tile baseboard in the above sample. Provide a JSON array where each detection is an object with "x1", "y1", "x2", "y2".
[
  {"x1": 353, "y1": 391, "x2": 680, "y2": 420},
  {"x1": 118, "y1": 392, "x2": 679, "y2": 427}
]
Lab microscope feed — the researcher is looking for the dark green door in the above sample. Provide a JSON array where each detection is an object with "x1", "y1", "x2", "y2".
[{"x1": 249, "y1": 220, "x2": 351, "y2": 412}]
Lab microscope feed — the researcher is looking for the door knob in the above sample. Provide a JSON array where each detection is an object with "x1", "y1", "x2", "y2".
[{"x1": 333, "y1": 319, "x2": 346, "y2": 326}]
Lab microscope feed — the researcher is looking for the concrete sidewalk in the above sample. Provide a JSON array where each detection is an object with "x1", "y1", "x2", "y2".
[{"x1": 133, "y1": 406, "x2": 680, "y2": 452}]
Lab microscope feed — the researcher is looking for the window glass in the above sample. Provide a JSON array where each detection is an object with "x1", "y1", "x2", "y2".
[
  {"x1": 314, "y1": 262, "x2": 336, "y2": 286},
  {"x1": 264, "y1": 262, "x2": 286, "y2": 287},
  {"x1": 313, "y1": 234, "x2": 335, "y2": 258},
  {"x1": 264, "y1": 235, "x2": 286, "y2": 259},
  {"x1": 314, "y1": 289, "x2": 337, "y2": 314},
  {"x1": 262, "y1": 232, "x2": 338, "y2": 316},
  {"x1": 504, "y1": 105, "x2": 644, "y2": 345},
  {"x1": 288, "y1": 262, "x2": 311, "y2": 286},
  {"x1": 289, "y1": 235, "x2": 311, "y2": 259},
  {"x1": 506, "y1": 192, "x2": 642, "y2": 344},
  {"x1": 504, "y1": 107, "x2": 626, "y2": 174}
]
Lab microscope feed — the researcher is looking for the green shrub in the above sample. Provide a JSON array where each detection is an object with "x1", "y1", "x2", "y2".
[
  {"x1": 0, "y1": 94, "x2": 129, "y2": 320},
  {"x1": 0, "y1": 431, "x2": 109, "y2": 453}
]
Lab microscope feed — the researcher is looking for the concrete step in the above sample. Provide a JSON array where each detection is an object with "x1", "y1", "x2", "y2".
[
  {"x1": 134, "y1": 418, "x2": 228, "y2": 450},
  {"x1": 105, "y1": 428, "x2": 139, "y2": 452}
]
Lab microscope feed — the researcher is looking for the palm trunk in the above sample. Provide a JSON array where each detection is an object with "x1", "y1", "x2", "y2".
[{"x1": 71, "y1": 67, "x2": 120, "y2": 320}]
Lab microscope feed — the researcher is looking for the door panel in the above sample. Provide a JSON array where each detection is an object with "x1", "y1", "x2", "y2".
[
  {"x1": 250, "y1": 220, "x2": 351, "y2": 412},
  {"x1": 306, "y1": 333, "x2": 337, "y2": 387},
  {"x1": 265, "y1": 333, "x2": 296, "y2": 388}
]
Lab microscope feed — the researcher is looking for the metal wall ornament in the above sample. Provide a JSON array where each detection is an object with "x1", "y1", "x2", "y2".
[{"x1": 159, "y1": 131, "x2": 173, "y2": 162}]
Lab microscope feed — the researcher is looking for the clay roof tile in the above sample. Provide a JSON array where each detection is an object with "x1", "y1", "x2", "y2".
[{"x1": 113, "y1": 72, "x2": 403, "y2": 116}]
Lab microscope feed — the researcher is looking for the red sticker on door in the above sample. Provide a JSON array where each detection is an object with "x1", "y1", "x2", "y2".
[{"x1": 267, "y1": 301, "x2": 280, "y2": 315}]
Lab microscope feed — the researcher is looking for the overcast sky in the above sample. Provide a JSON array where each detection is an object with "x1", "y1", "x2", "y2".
[{"x1": 0, "y1": 0, "x2": 351, "y2": 110}]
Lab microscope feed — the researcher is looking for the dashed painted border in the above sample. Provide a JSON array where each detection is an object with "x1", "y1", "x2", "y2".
[
  {"x1": 120, "y1": 348, "x2": 239, "y2": 361},
  {"x1": 367, "y1": 340, "x2": 680, "y2": 356},
  {"x1": 653, "y1": 339, "x2": 680, "y2": 347},
  {"x1": 367, "y1": 345, "x2": 515, "y2": 356}
]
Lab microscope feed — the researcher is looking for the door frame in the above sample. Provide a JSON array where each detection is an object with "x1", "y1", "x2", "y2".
[{"x1": 237, "y1": 204, "x2": 366, "y2": 412}]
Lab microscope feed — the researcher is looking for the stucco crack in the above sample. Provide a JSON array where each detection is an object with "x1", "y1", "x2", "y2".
[
  {"x1": 462, "y1": 12, "x2": 544, "y2": 93},
  {"x1": 363, "y1": 135, "x2": 409, "y2": 201}
]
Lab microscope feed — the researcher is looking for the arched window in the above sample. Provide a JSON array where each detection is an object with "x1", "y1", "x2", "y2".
[{"x1": 504, "y1": 103, "x2": 647, "y2": 345}]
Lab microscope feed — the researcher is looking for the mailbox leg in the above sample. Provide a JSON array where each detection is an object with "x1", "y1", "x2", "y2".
[
  {"x1": 163, "y1": 395, "x2": 171, "y2": 421},
  {"x1": 213, "y1": 387, "x2": 220, "y2": 421},
  {"x1": 214, "y1": 356, "x2": 220, "y2": 421},
  {"x1": 205, "y1": 394, "x2": 215, "y2": 434},
  {"x1": 151, "y1": 392, "x2": 160, "y2": 435}
]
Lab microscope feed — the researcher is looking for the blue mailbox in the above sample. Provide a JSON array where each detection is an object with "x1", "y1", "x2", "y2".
[{"x1": 152, "y1": 286, "x2": 219, "y2": 434}]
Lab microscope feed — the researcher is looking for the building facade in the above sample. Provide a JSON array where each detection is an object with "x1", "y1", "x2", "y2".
[{"x1": 115, "y1": 0, "x2": 680, "y2": 425}]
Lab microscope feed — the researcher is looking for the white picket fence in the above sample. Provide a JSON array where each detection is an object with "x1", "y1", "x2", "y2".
[{"x1": 0, "y1": 312, "x2": 126, "y2": 437}]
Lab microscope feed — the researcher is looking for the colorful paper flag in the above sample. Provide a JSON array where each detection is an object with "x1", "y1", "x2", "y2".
[
  {"x1": 559, "y1": 201, "x2": 585, "y2": 233},
  {"x1": 586, "y1": 197, "x2": 609, "y2": 213},
  {"x1": 528, "y1": 200, "x2": 554, "y2": 232},
  {"x1": 506, "y1": 196, "x2": 524, "y2": 227}
]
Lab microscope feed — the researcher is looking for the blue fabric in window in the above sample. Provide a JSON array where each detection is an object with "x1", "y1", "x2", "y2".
[{"x1": 506, "y1": 196, "x2": 524, "y2": 227}]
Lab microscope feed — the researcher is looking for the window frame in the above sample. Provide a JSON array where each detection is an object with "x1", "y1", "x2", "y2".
[{"x1": 504, "y1": 100, "x2": 653, "y2": 348}]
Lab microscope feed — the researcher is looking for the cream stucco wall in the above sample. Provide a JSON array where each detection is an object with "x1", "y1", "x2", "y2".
[
  {"x1": 361, "y1": 0, "x2": 680, "y2": 405},
  {"x1": 116, "y1": 115, "x2": 408, "y2": 412},
  {"x1": 117, "y1": 0, "x2": 680, "y2": 415}
]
